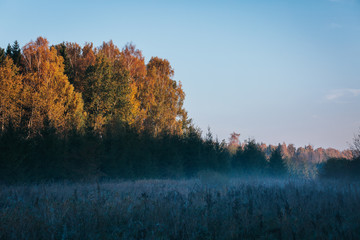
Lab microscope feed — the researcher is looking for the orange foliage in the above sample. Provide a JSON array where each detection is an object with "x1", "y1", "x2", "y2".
[
  {"x1": 98, "y1": 40, "x2": 120, "y2": 62},
  {"x1": 1, "y1": 37, "x2": 189, "y2": 137}
]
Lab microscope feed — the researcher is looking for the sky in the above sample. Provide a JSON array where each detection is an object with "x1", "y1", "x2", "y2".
[{"x1": 1, "y1": 0, "x2": 359, "y2": 150}]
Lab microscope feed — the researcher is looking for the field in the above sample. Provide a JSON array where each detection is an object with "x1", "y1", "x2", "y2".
[{"x1": 1, "y1": 177, "x2": 360, "y2": 240}]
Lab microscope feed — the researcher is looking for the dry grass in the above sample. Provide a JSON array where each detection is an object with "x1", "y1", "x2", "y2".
[{"x1": 1, "y1": 177, "x2": 360, "y2": 239}]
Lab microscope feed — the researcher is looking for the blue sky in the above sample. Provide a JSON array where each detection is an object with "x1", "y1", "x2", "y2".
[{"x1": 1, "y1": 0, "x2": 359, "y2": 149}]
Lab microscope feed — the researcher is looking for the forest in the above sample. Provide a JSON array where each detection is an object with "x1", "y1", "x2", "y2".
[
  {"x1": 1, "y1": 37, "x2": 360, "y2": 240},
  {"x1": 0, "y1": 37, "x2": 359, "y2": 182}
]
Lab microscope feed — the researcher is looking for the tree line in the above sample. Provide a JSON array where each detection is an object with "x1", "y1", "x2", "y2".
[
  {"x1": 0, "y1": 38, "x2": 188, "y2": 136},
  {"x1": 0, "y1": 37, "x2": 223, "y2": 181},
  {"x1": 0, "y1": 38, "x2": 358, "y2": 181},
  {"x1": 320, "y1": 130, "x2": 360, "y2": 179}
]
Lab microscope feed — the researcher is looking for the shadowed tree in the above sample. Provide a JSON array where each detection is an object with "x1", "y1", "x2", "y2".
[
  {"x1": 53, "y1": 42, "x2": 72, "y2": 81},
  {"x1": 268, "y1": 145, "x2": 287, "y2": 176},
  {"x1": 5, "y1": 44, "x2": 12, "y2": 58},
  {"x1": 5, "y1": 41, "x2": 22, "y2": 68},
  {"x1": 232, "y1": 139, "x2": 267, "y2": 174},
  {"x1": 54, "y1": 42, "x2": 96, "y2": 93},
  {"x1": 0, "y1": 48, "x2": 6, "y2": 65},
  {"x1": 320, "y1": 129, "x2": 360, "y2": 179},
  {"x1": 11, "y1": 41, "x2": 22, "y2": 67}
]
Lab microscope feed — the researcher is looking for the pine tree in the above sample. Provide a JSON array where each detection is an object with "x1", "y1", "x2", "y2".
[
  {"x1": 57, "y1": 42, "x2": 96, "y2": 93},
  {"x1": 0, "y1": 48, "x2": 5, "y2": 65},
  {"x1": 5, "y1": 44, "x2": 12, "y2": 57},
  {"x1": 11, "y1": 41, "x2": 22, "y2": 67},
  {"x1": 234, "y1": 139, "x2": 267, "y2": 174},
  {"x1": 53, "y1": 42, "x2": 72, "y2": 81},
  {"x1": 268, "y1": 145, "x2": 287, "y2": 176},
  {"x1": 4, "y1": 41, "x2": 22, "y2": 67}
]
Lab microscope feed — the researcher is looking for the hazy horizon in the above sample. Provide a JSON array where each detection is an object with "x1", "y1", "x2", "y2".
[{"x1": 1, "y1": 0, "x2": 359, "y2": 150}]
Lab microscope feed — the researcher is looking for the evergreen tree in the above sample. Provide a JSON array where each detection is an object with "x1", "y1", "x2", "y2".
[
  {"x1": 232, "y1": 145, "x2": 244, "y2": 171},
  {"x1": 5, "y1": 44, "x2": 12, "y2": 57},
  {"x1": 54, "y1": 42, "x2": 72, "y2": 81},
  {"x1": 4, "y1": 41, "x2": 22, "y2": 67},
  {"x1": 0, "y1": 36, "x2": 240, "y2": 181},
  {"x1": 0, "y1": 120, "x2": 27, "y2": 181},
  {"x1": 11, "y1": 41, "x2": 22, "y2": 67},
  {"x1": 0, "y1": 48, "x2": 5, "y2": 65},
  {"x1": 183, "y1": 125, "x2": 203, "y2": 176},
  {"x1": 232, "y1": 139, "x2": 267, "y2": 174},
  {"x1": 268, "y1": 145, "x2": 287, "y2": 176}
]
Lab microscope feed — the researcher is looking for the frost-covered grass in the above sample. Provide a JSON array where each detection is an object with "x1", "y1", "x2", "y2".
[{"x1": 1, "y1": 177, "x2": 360, "y2": 239}]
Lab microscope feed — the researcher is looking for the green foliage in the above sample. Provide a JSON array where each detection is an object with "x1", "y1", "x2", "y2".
[
  {"x1": 11, "y1": 41, "x2": 22, "y2": 66},
  {"x1": 83, "y1": 54, "x2": 114, "y2": 132},
  {"x1": 83, "y1": 54, "x2": 139, "y2": 133},
  {"x1": 5, "y1": 41, "x2": 22, "y2": 68},
  {"x1": 53, "y1": 42, "x2": 72, "y2": 81},
  {"x1": 5, "y1": 44, "x2": 11, "y2": 57}
]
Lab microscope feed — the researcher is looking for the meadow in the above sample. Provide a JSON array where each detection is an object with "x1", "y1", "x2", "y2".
[{"x1": 1, "y1": 176, "x2": 360, "y2": 240}]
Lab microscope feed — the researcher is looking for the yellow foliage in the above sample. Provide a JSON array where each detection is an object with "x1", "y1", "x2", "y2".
[
  {"x1": 141, "y1": 57, "x2": 186, "y2": 135},
  {"x1": 21, "y1": 37, "x2": 85, "y2": 135},
  {"x1": 0, "y1": 57, "x2": 23, "y2": 130}
]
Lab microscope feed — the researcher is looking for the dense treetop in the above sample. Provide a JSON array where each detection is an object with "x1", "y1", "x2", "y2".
[{"x1": 0, "y1": 37, "x2": 188, "y2": 137}]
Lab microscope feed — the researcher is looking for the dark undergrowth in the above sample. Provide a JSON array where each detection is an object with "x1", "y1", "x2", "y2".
[{"x1": 1, "y1": 177, "x2": 360, "y2": 240}]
